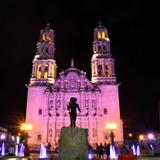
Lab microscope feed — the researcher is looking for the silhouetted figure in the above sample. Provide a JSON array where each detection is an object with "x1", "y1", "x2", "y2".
[
  {"x1": 154, "y1": 143, "x2": 160, "y2": 156},
  {"x1": 24, "y1": 144, "x2": 30, "y2": 157},
  {"x1": 98, "y1": 143, "x2": 104, "y2": 159},
  {"x1": 95, "y1": 143, "x2": 99, "y2": 158},
  {"x1": 67, "y1": 97, "x2": 81, "y2": 127},
  {"x1": 47, "y1": 142, "x2": 51, "y2": 151},
  {"x1": 105, "y1": 143, "x2": 110, "y2": 159}
]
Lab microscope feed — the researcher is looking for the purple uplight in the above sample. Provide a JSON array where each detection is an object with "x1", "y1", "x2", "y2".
[
  {"x1": 147, "y1": 133, "x2": 155, "y2": 140},
  {"x1": 0, "y1": 134, "x2": 6, "y2": 140}
]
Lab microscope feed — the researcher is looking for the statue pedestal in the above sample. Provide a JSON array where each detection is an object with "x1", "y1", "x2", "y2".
[{"x1": 59, "y1": 127, "x2": 89, "y2": 160}]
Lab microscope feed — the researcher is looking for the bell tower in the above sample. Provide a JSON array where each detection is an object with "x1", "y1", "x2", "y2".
[
  {"x1": 30, "y1": 24, "x2": 57, "y2": 85},
  {"x1": 91, "y1": 22, "x2": 116, "y2": 84}
]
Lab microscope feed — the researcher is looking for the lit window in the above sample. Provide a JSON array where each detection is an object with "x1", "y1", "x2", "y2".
[
  {"x1": 97, "y1": 32, "x2": 101, "y2": 39},
  {"x1": 102, "y1": 32, "x2": 105, "y2": 39},
  {"x1": 37, "y1": 65, "x2": 42, "y2": 78},
  {"x1": 38, "y1": 109, "x2": 42, "y2": 115},
  {"x1": 47, "y1": 34, "x2": 51, "y2": 41},
  {"x1": 44, "y1": 65, "x2": 48, "y2": 78},
  {"x1": 42, "y1": 34, "x2": 46, "y2": 41},
  {"x1": 105, "y1": 65, "x2": 110, "y2": 77}
]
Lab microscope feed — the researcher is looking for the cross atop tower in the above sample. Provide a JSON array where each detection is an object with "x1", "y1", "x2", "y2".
[
  {"x1": 98, "y1": 21, "x2": 102, "y2": 25},
  {"x1": 71, "y1": 58, "x2": 75, "y2": 68},
  {"x1": 45, "y1": 23, "x2": 50, "y2": 30}
]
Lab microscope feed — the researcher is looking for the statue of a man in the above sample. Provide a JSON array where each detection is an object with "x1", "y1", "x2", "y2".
[{"x1": 67, "y1": 97, "x2": 81, "y2": 127}]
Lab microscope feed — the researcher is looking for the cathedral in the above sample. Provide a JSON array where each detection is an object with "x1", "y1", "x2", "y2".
[{"x1": 26, "y1": 23, "x2": 123, "y2": 148}]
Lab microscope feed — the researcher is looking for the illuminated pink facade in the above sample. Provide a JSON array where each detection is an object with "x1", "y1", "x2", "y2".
[{"x1": 26, "y1": 23, "x2": 123, "y2": 148}]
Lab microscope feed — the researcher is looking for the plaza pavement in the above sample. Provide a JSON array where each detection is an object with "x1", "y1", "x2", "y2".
[{"x1": 0, "y1": 157, "x2": 160, "y2": 160}]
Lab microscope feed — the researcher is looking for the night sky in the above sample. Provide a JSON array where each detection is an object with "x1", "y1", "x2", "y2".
[{"x1": 0, "y1": 1, "x2": 159, "y2": 136}]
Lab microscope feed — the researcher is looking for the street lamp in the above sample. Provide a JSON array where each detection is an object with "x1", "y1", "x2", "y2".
[
  {"x1": 106, "y1": 123, "x2": 117, "y2": 146},
  {"x1": 147, "y1": 133, "x2": 155, "y2": 140},
  {"x1": 20, "y1": 123, "x2": 32, "y2": 145},
  {"x1": 128, "y1": 133, "x2": 133, "y2": 138},
  {"x1": 139, "y1": 134, "x2": 144, "y2": 141},
  {"x1": 20, "y1": 123, "x2": 32, "y2": 157}
]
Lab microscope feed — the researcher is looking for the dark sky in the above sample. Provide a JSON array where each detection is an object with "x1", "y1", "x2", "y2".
[{"x1": 0, "y1": 1, "x2": 159, "y2": 135}]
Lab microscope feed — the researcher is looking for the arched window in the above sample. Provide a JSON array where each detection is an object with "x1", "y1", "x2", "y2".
[
  {"x1": 42, "y1": 34, "x2": 46, "y2": 41},
  {"x1": 47, "y1": 34, "x2": 51, "y2": 42},
  {"x1": 104, "y1": 108, "x2": 107, "y2": 114},
  {"x1": 38, "y1": 109, "x2": 42, "y2": 115},
  {"x1": 102, "y1": 32, "x2": 105, "y2": 39},
  {"x1": 105, "y1": 64, "x2": 110, "y2": 77},
  {"x1": 98, "y1": 65, "x2": 102, "y2": 77},
  {"x1": 97, "y1": 32, "x2": 101, "y2": 39},
  {"x1": 37, "y1": 134, "x2": 42, "y2": 141},
  {"x1": 44, "y1": 65, "x2": 48, "y2": 78},
  {"x1": 37, "y1": 65, "x2": 42, "y2": 78}
]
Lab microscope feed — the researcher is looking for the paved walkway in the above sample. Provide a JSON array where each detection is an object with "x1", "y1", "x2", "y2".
[{"x1": 0, "y1": 155, "x2": 160, "y2": 160}]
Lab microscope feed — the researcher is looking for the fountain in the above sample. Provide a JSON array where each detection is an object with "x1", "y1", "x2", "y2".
[
  {"x1": 131, "y1": 144, "x2": 136, "y2": 155},
  {"x1": 150, "y1": 144, "x2": 154, "y2": 155},
  {"x1": 110, "y1": 145, "x2": 116, "y2": 159},
  {"x1": 1, "y1": 142, "x2": 5, "y2": 156},
  {"x1": 39, "y1": 144, "x2": 47, "y2": 158},
  {"x1": 88, "y1": 148, "x2": 93, "y2": 159},
  {"x1": 136, "y1": 145, "x2": 140, "y2": 156},
  {"x1": 19, "y1": 144, "x2": 25, "y2": 157},
  {"x1": 15, "y1": 144, "x2": 19, "y2": 156}
]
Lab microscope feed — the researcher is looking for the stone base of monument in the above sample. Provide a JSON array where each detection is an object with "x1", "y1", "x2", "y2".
[{"x1": 59, "y1": 127, "x2": 89, "y2": 160}]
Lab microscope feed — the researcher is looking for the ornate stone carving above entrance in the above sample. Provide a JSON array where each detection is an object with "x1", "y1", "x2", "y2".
[{"x1": 53, "y1": 67, "x2": 100, "y2": 92}]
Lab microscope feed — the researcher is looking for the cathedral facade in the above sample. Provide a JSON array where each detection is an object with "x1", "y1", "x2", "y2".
[{"x1": 26, "y1": 23, "x2": 123, "y2": 147}]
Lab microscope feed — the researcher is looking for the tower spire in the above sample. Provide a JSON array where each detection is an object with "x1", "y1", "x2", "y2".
[
  {"x1": 36, "y1": 23, "x2": 55, "y2": 60},
  {"x1": 30, "y1": 24, "x2": 57, "y2": 85},
  {"x1": 91, "y1": 23, "x2": 116, "y2": 84}
]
